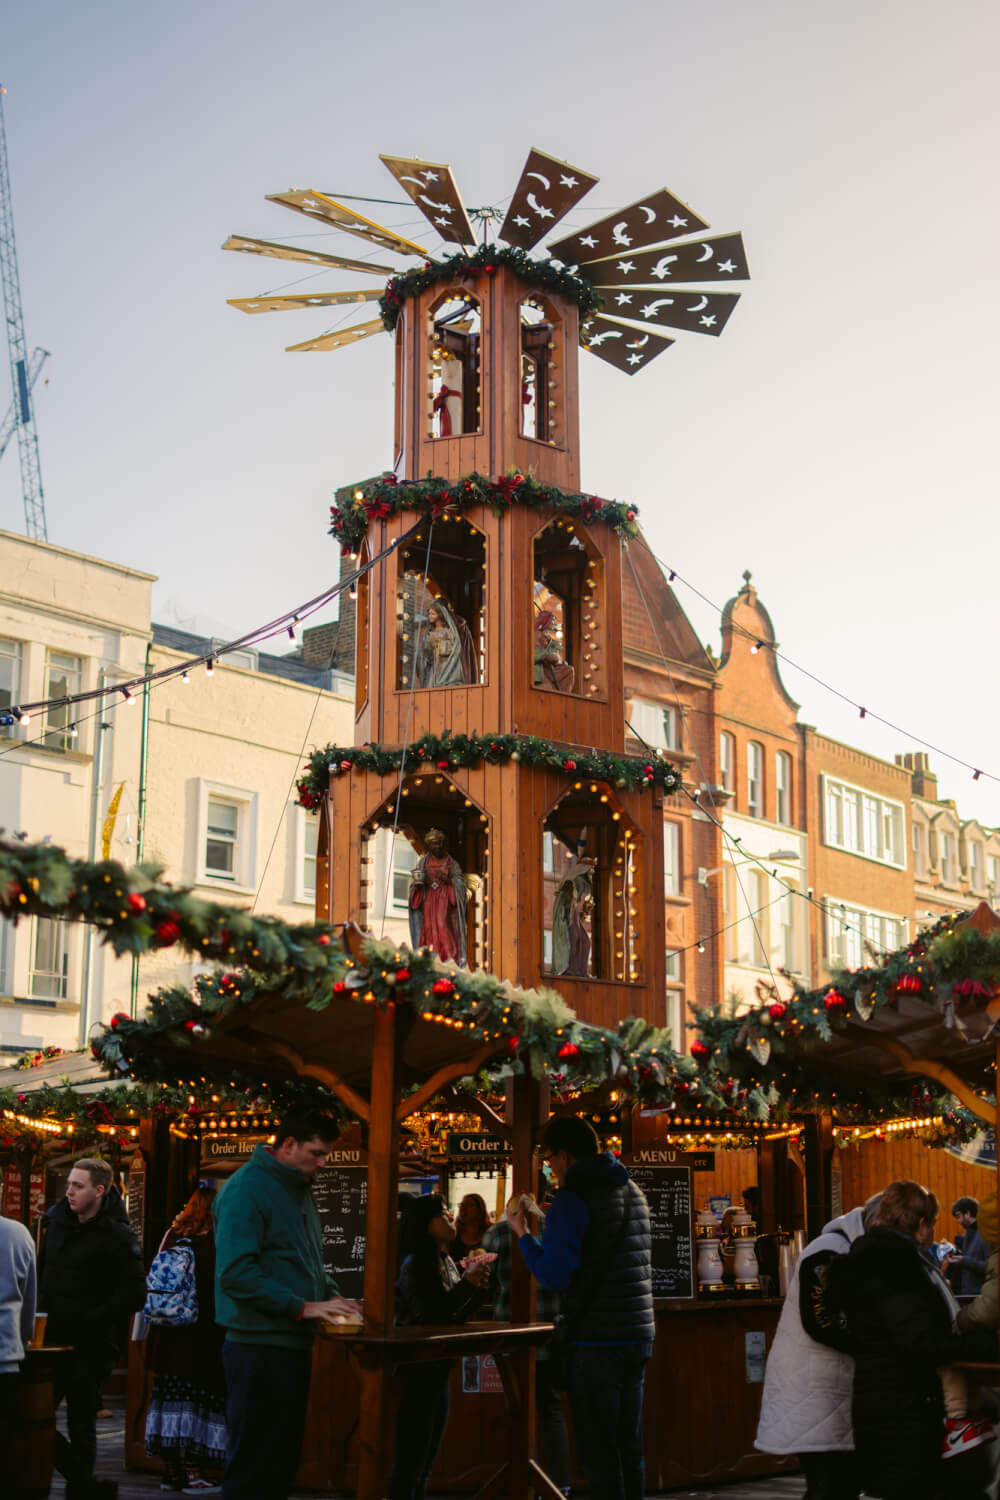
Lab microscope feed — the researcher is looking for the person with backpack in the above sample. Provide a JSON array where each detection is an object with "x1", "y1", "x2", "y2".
[
  {"x1": 506, "y1": 1118, "x2": 654, "y2": 1500},
  {"x1": 38, "y1": 1156, "x2": 147, "y2": 1500},
  {"x1": 144, "y1": 1184, "x2": 226, "y2": 1494}
]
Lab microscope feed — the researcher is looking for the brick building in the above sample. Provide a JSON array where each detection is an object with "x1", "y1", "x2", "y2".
[{"x1": 902, "y1": 750, "x2": 1000, "y2": 929}]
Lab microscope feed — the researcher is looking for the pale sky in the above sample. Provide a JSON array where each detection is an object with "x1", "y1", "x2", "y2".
[{"x1": 2, "y1": 1, "x2": 998, "y2": 819}]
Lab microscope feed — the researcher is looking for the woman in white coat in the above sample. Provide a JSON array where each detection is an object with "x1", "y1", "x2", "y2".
[{"x1": 755, "y1": 1197, "x2": 880, "y2": 1500}]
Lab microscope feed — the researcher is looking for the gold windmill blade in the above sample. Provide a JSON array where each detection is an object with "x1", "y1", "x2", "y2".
[
  {"x1": 228, "y1": 289, "x2": 383, "y2": 315},
  {"x1": 580, "y1": 317, "x2": 674, "y2": 374},
  {"x1": 266, "y1": 190, "x2": 428, "y2": 258},
  {"x1": 548, "y1": 188, "x2": 710, "y2": 264},
  {"x1": 222, "y1": 234, "x2": 394, "y2": 276},
  {"x1": 285, "y1": 318, "x2": 385, "y2": 353},
  {"x1": 379, "y1": 154, "x2": 477, "y2": 247},
  {"x1": 499, "y1": 149, "x2": 598, "y2": 250}
]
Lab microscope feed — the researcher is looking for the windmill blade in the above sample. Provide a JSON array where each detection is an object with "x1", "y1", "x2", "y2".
[
  {"x1": 285, "y1": 318, "x2": 385, "y2": 353},
  {"x1": 266, "y1": 190, "x2": 427, "y2": 257},
  {"x1": 581, "y1": 232, "x2": 750, "y2": 289},
  {"x1": 548, "y1": 188, "x2": 709, "y2": 264},
  {"x1": 228, "y1": 289, "x2": 383, "y2": 315},
  {"x1": 499, "y1": 149, "x2": 598, "y2": 250},
  {"x1": 581, "y1": 317, "x2": 674, "y2": 374},
  {"x1": 379, "y1": 154, "x2": 476, "y2": 247},
  {"x1": 223, "y1": 234, "x2": 394, "y2": 276},
  {"x1": 599, "y1": 289, "x2": 740, "y2": 337}
]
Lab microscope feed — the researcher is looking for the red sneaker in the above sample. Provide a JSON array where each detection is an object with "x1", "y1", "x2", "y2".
[{"x1": 943, "y1": 1418, "x2": 993, "y2": 1458}]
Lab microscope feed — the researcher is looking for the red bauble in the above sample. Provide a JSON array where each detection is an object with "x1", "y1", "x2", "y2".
[
  {"x1": 317, "y1": 934, "x2": 331, "y2": 947},
  {"x1": 340, "y1": 760, "x2": 352, "y2": 771},
  {"x1": 557, "y1": 1041, "x2": 580, "y2": 1060},
  {"x1": 507, "y1": 1035, "x2": 520, "y2": 1053},
  {"x1": 824, "y1": 989, "x2": 847, "y2": 1010},
  {"x1": 768, "y1": 1002, "x2": 788, "y2": 1020},
  {"x1": 432, "y1": 978, "x2": 453, "y2": 996},
  {"x1": 395, "y1": 967, "x2": 412, "y2": 982},
  {"x1": 333, "y1": 980, "x2": 347, "y2": 994},
  {"x1": 183, "y1": 1019, "x2": 198, "y2": 1032},
  {"x1": 564, "y1": 760, "x2": 577, "y2": 771},
  {"x1": 155, "y1": 920, "x2": 180, "y2": 947},
  {"x1": 643, "y1": 764, "x2": 654, "y2": 777},
  {"x1": 896, "y1": 973, "x2": 921, "y2": 994},
  {"x1": 127, "y1": 892, "x2": 147, "y2": 914},
  {"x1": 110, "y1": 1011, "x2": 129, "y2": 1030},
  {"x1": 691, "y1": 1041, "x2": 710, "y2": 1061}
]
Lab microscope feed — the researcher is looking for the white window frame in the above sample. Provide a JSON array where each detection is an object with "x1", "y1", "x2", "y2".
[
  {"x1": 780, "y1": 882, "x2": 802, "y2": 975},
  {"x1": 628, "y1": 698, "x2": 678, "y2": 753},
  {"x1": 665, "y1": 959, "x2": 684, "y2": 1051},
  {"x1": 292, "y1": 805, "x2": 320, "y2": 904},
  {"x1": 42, "y1": 649, "x2": 84, "y2": 753},
  {"x1": 719, "y1": 731, "x2": 735, "y2": 793},
  {"x1": 775, "y1": 750, "x2": 792, "y2": 826},
  {"x1": 822, "y1": 775, "x2": 906, "y2": 869},
  {"x1": 663, "y1": 820, "x2": 681, "y2": 896},
  {"x1": 747, "y1": 742, "x2": 763, "y2": 818},
  {"x1": 912, "y1": 821, "x2": 926, "y2": 879},
  {"x1": 196, "y1": 781, "x2": 258, "y2": 892},
  {"x1": 968, "y1": 840, "x2": 984, "y2": 891},
  {"x1": 29, "y1": 916, "x2": 70, "y2": 1001},
  {"x1": 0, "y1": 916, "x2": 12, "y2": 994},
  {"x1": 0, "y1": 637, "x2": 23, "y2": 722},
  {"x1": 825, "y1": 897, "x2": 907, "y2": 971},
  {"x1": 988, "y1": 854, "x2": 1000, "y2": 892},
  {"x1": 940, "y1": 828, "x2": 958, "y2": 885}
]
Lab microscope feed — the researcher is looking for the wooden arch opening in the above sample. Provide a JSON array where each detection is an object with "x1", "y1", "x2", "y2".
[
  {"x1": 428, "y1": 287, "x2": 482, "y2": 438},
  {"x1": 532, "y1": 517, "x2": 605, "y2": 699},
  {"x1": 396, "y1": 517, "x2": 486, "y2": 690},
  {"x1": 520, "y1": 294, "x2": 561, "y2": 445}
]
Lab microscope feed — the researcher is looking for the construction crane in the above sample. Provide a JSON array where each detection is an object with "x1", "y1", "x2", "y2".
[
  {"x1": 0, "y1": 84, "x2": 48, "y2": 541},
  {"x1": 0, "y1": 344, "x2": 47, "y2": 463}
]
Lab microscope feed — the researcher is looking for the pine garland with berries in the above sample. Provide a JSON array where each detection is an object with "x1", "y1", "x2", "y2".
[
  {"x1": 296, "y1": 730, "x2": 679, "y2": 810},
  {"x1": 378, "y1": 243, "x2": 601, "y2": 333},
  {"x1": 329, "y1": 471, "x2": 640, "y2": 551}
]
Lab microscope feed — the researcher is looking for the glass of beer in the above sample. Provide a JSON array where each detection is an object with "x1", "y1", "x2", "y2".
[{"x1": 30, "y1": 1312, "x2": 47, "y2": 1347}]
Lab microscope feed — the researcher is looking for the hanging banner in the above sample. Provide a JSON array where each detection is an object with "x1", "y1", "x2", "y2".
[{"x1": 945, "y1": 1130, "x2": 997, "y2": 1171}]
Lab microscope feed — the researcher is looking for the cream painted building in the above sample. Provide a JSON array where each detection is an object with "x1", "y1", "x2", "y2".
[{"x1": 0, "y1": 530, "x2": 354, "y2": 1055}]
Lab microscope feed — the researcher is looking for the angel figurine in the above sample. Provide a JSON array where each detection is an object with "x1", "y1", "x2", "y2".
[{"x1": 408, "y1": 829, "x2": 477, "y2": 966}]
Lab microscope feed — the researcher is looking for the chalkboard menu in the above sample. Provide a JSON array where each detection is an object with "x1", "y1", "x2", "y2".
[
  {"x1": 626, "y1": 1153, "x2": 694, "y2": 1300},
  {"x1": 125, "y1": 1149, "x2": 146, "y2": 1249},
  {"x1": 311, "y1": 1148, "x2": 368, "y2": 1299}
]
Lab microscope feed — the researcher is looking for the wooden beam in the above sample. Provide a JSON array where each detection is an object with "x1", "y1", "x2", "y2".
[
  {"x1": 396, "y1": 1041, "x2": 505, "y2": 1121},
  {"x1": 877, "y1": 1035, "x2": 994, "y2": 1125},
  {"x1": 440, "y1": 1084, "x2": 511, "y2": 1139},
  {"x1": 264, "y1": 1039, "x2": 370, "y2": 1122}
]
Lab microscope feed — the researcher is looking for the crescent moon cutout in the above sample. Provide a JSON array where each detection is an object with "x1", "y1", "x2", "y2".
[
  {"x1": 526, "y1": 171, "x2": 551, "y2": 189},
  {"x1": 640, "y1": 205, "x2": 656, "y2": 223},
  {"x1": 400, "y1": 175, "x2": 425, "y2": 187},
  {"x1": 687, "y1": 296, "x2": 709, "y2": 311},
  {"x1": 696, "y1": 243, "x2": 714, "y2": 262},
  {"x1": 626, "y1": 335, "x2": 650, "y2": 348}
]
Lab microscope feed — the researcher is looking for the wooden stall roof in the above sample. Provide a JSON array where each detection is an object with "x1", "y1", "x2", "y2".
[{"x1": 0, "y1": 1051, "x2": 132, "y2": 1098}]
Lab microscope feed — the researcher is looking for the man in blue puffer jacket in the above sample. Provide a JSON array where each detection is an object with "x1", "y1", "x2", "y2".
[{"x1": 507, "y1": 1116, "x2": 654, "y2": 1500}]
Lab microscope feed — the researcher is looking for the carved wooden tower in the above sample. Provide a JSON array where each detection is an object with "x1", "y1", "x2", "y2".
[{"x1": 225, "y1": 149, "x2": 749, "y2": 1028}]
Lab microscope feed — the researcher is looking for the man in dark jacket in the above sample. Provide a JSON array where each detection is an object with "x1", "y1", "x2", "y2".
[
  {"x1": 38, "y1": 1156, "x2": 146, "y2": 1499},
  {"x1": 213, "y1": 1109, "x2": 361, "y2": 1500},
  {"x1": 507, "y1": 1116, "x2": 654, "y2": 1500},
  {"x1": 949, "y1": 1196, "x2": 990, "y2": 1296}
]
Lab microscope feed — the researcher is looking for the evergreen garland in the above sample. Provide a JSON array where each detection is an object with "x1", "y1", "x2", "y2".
[
  {"x1": 296, "y1": 730, "x2": 680, "y2": 810},
  {"x1": 378, "y1": 243, "x2": 601, "y2": 333},
  {"x1": 329, "y1": 471, "x2": 640, "y2": 551}
]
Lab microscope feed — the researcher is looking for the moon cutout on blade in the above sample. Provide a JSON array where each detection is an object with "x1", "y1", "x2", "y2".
[
  {"x1": 696, "y1": 243, "x2": 714, "y2": 262},
  {"x1": 687, "y1": 296, "x2": 709, "y2": 312},
  {"x1": 526, "y1": 171, "x2": 551, "y2": 189},
  {"x1": 639, "y1": 205, "x2": 656, "y2": 223},
  {"x1": 626, "y1": 335, "x2": 650, "y2": 348},
  {"x1": 526, "y1": 193, "x2": 554, "y2": 219}
]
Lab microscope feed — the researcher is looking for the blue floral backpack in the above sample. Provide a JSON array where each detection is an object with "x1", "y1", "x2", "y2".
[{"x1": 143, "y1": 1236, "x2": 198, "y2": 1326}]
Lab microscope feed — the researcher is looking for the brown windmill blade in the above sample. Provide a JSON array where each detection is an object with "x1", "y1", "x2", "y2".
[
  {"x1": 379, "y1": 154, "x2": 477, "y2": 247},
  {"x1": 548, "y1": 188, "x2": 709, "y2": 264},
  {"x1": 499, "y1": 149, "x2": 598, "y2": 250},
  {"x1": 285, "y1": 318, "x2": 385, "y2": 353},
  {"x1": 580, "y1": 317, "x2": 674, "y2": 374},
  {"x1": 581, "y1": 232, "x2": 750, "y2": 289},
  {"x1": 599, "y1": 288, "x2": 740, "y2": 337},
  {"x1": 266, "y1": 190, "x2": 428, "y2": 258},
  {"x1": 222, "y1": 234, "x2": 394, "y2": 276},
  {"x1": 228, "y1": 289, "x2": 383, "y2": 315}
]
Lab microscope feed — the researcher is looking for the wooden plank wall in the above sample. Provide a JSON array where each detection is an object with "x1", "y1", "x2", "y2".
[{"x1": 839, "y1": 1137, "x2": 994, "y2": 1214}]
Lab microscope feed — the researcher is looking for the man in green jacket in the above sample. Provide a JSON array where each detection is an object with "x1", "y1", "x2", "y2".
[{"x1": 213, "y1": 1108, "x2": 361, "y2": 1500}]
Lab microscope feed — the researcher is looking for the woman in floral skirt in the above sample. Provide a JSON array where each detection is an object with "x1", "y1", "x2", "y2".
[{"x1": 145, "y1": 1184, "x2": 227, "y2": 1493}]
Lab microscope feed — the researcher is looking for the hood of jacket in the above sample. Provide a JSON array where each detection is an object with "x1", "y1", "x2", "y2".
[
  {"x1": 47, "y1": 1183, "x2": 129, "y2": 1233},
  {"x1": 564, "y1": 1151, "x2": 630, "y2": 1195},
  {"x1": 817, "y1": 1206, "x2": 867, "y2": 1249}
]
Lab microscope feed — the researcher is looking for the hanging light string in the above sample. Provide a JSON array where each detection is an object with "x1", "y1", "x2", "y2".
[
  {"x1": 623, "y1": 545, "x2": 781, "y2": 996},
  {"x1": 379, "y1": 519, "x2": 437, "y2": 937},
  {"x1": 2, "y1": 516, "x2": 427, "y2": 730},
  {"x1": 652, "y1": 550, "x2": 993, "y2": 787}
]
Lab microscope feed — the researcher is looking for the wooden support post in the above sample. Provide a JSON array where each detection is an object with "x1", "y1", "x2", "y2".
[
  {"x1": 504, "y1": 1073, "x2": 548, "y2": 1500},
  {"x1": 357, "y1": 1000, "x2": 409, "y2": 1500},
  {"x1": 803, "y1": 1112, "x2": 833, "y2": 1243}
]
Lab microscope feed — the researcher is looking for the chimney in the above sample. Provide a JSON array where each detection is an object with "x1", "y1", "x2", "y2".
[
  {"x1": 302, "y1": 552, "x2": 357, "y2": 673},
  {"x1": 896, "y1": 751, "x2": 938, "y2": 800}
]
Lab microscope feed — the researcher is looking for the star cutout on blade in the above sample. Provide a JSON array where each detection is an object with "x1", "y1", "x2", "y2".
[
  {"x1": 579, "y1": 235, "x2": 597, "y2": 248},
  {"x1": 616, "y1": 260, "x2": 635, "y2": 273},
  {"x1": 435, "y1": 215, "x2": 452, "y2": 227},
  {"x1": 717, "y1": 259, "x2": 736, "y2": 273},
  {"x1": 514, "y1": 215, "x2": 530, "y2": 227},
  {"x1": 627, "y1": 353, "x2": 644, "y2": 365},
  {"x1": 668, "y1": 215, "x2": 688, "y2": 228},
  {"x1": 561, "y1": 174, "x2": 579, "y2": 188},
  {"x1": 699, "y1": 315, "x2": 717, "y2": 328},
  {"x1": 422, "y1": 170, "x2": 439, "y2": 183},
  {"x1": 615, "y1": 293, "x2": 633, "y2": 305}
]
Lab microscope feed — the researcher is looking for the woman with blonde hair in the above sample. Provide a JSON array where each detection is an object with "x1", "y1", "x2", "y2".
[
  {"x1": 829, "y1": 1180, "x2": 995, "y2": 1500},
  {"x1": 144, "y1": 1184, "x2": 226, "y2": 1494}
]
